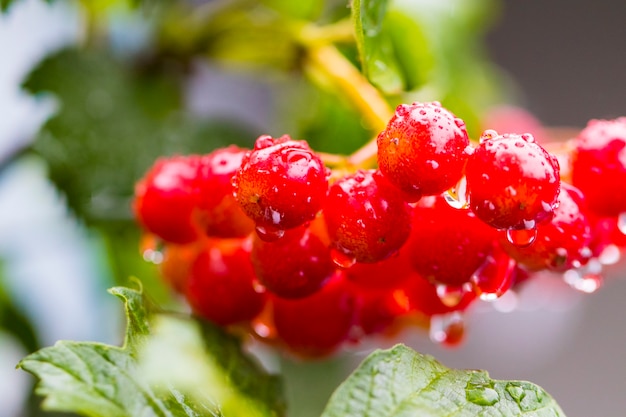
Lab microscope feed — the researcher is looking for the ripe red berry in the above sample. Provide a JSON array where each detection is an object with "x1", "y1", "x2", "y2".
[
  {"x1": 465, "y1": 132, "x2": 560, "y2": 231},
  {"x1": 405, "y1": 196, "x2": 499, "y2": 289},
  {"x1": 232, "y1": 135, "x2": 329, "y2": 240},
  {"x1": 344, "y1": 246, "x2": 413, "y2": 290},
  {"x1": 353, "y1": 286, "x2": 411, "y2": 336},
  {"x1": 501, "y1": 183, "x2": 592, "y2": 272},
  {"x1": 401, "y1": 272, "x2": 477, "y2": 317},
  {"x1": 376, "y1": 101, "x2": 470, "y2": 201},
  {"x1": 196, "y1": 146, "x2": 255, "y2": 238},
  {"x1": 185, "y1": 238, "x2": 266, "y2": 326},
  {"x1": 251, "y1": 216, "x2": 335, "y2": 299},
  {"x1": 324, "y1": 170, "x2": 412, "y2": 264},
  {"x1": 271, "y1": 272, "x2": 357, "y2": 357},
  {"x1": 571, "y1": 117, "x2": 626, "y2": 217},
  {"x1": 134, "y1": 155, "x2": 201, "y2": 244}
]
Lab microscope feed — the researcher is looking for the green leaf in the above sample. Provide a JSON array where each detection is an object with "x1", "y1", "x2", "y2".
[
  {"x1": 321, "y1": 344, "x2": 567, "y2": 417},
  {"x1": 18, "y1": 285, "x2": 285, "y2": 417},
  {"x1": 351, "y1": 0, "x2": 404, "y2": 94}
]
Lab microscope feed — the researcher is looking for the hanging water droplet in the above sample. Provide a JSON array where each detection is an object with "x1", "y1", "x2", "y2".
[
  {"x1": 465, "y1": 374, "x2": 500, "y2": 406},
  {"x1": 443, "y1": 176, "x2": 469, "y2": 209},
  {"x1": 506, "y1": 228, "x2": 538, "y2": 247},
  {"x1": 255, "y1": 225, "x2": 285, "y2": 242},
  {"x1": 330, "y1": 248, "x2": 356, "y2": 269},
  {"x1": 563, "y1": 262, "x2": 603, "y2": 294},
  {"x1": 429, "y1": 312, "x2": 465, "y2": 346},
  {"x1": 471, "y1": 252, "x2": 515, "y2": 301},
  {"x1": 479, "y1": 129, "x2": 499, "y2": 143},
  {"x1": 492, "y1": 289, "x2": 518, "y2": 313},
  {"x1": 435, "y1": 284, "x2": 465, "y2": 307},
  {"x1": 599, "y1": 244, "x2": 621, "y2": 265},
  {"x1": 618, "y1": 212, "x2": 626, "y2": 235}
]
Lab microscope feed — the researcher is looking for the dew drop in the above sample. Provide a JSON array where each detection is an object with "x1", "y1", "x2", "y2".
[
  {"x1": 443, "y1": 176, "x2": 469, "y2": 209},
  {"x1": 599, "y1": 244, "x2": 621, "y2": 265},
  {"x1": 435, "y1": 284, "x2": 465, "y2": 307},
  {"x1": 521, "y1": 133, "x2": 535, "y2": 143},
  {"x1": 618, "y1": 212, "x2": 626, "y2": 235},
  {"x1": 454, "y1": 117, "x2": 466, "y2": 129},
  {"x1": 429, "y1": 312, "x2": 465, "y2": 346},
  {"x1": 465, "y1": 374, "x2": 500, "y2": 406},
  {"x1": 330, "y1": 248, "x2": 356, "y2": 269},
  {"x1": 479, "y1": 129, "x2": 499, "y2": 143},
  {"x1": 563, "y1": 265, "x2": 603, "y2": 294},
  {"x1": 471, "y1": 252, "x2": 515, "y2": 301},
  {"x1": 506, "y1": 228, "x2": 537, "y2": 248},
  {"x1": 142, "y1": 248, "x2": 164, "y2": 264},
  {"x1": 255, "y1": 225, "x2": 285, "y2": 242},
  {"x1": 505, "y1": 383, "x2": 527, "y2": 404},
  {"x1": 492, "y1": 289, "x2": 518, "y2": 313}
]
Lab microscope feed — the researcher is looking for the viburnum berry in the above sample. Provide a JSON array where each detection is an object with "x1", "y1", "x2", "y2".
[
  {"x1": 271, "y1": 272, "x2": 358, "y2": 357},
  {"x1": 352, "y1": 285, "x2": 411, "y2": 336},
  {"x1": 232, "y1": 135, "x2": 329, "y2": 241},
  {"x1": 324, "y1": 169, "x2": 412, "y2": 265},
  {"x1": 405, "y1": 195, "x2": 499, "y2": 291},
  {"x1": 195, "y1": 146, "x2": 255, "y2": 238},
  {"x1": 185, "y1": 238, "x2": 266, "y2": 326},
  {"x1": 344, "y1": 246, "x2": 413, "y2": 290},
  {"x1": 376, "y1": 101, "x2": 470, "y2": 201},
  {"x1": 571, "y1": 117, "x2": 626, "y2": 217},
  {"x1": 401, "y1": 272, "x2": 477, "y2": 317},
  {"x1": 465, "y1": 131, "x2": 560, "y2": 231},
  {"x1": 251, "y1": 215, "x2": 335, "y2": 299},
  {"x1": 134, "y1": 155, "x2": 201, "y2": 244},
  {"x1": 501, "y1": 183, "x2": 592, "y2": 272},
  {"x1": 159, "y1": 240, "x2": 206, "y2": 294}
]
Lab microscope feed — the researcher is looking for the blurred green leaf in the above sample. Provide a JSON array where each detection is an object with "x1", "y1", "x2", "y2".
[
  {"x1": 23, "y1": 47, "x2": 255, "y2": 225},
  {"x1": 18, "y1": 285, "x2": 285, "y2": 417},
  {"x1": 351, "y1": 0, "x2": 404, "y2": 94},
  {"x1": 321, "y1": 344, "x2": 566, "y2": 417},
  {"x1": 260, "y1": 0, "x2": 323, "y2": 20}
]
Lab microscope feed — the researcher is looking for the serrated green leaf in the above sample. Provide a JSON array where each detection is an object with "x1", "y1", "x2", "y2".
[
  {"x1": 321, "y1": 344, "x2": 566, "y2": 417},
  {"x1": 351, "y1": 0, "x2": 404, "y2": 93},
  {"x1": 18, "y1": 286, "x2": 284, "y2": 417}
]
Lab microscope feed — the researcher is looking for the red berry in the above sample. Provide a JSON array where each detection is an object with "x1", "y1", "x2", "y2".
[
  {"x1": 232, "y1": 135, "x2": 328, "y2": 240},
  {"x1": 251, "y1": 216, "x2": 335, "y2": 299},
  {"x1": 353, "y1": 286, "x2": 411, "y2": 336},
  {"x1": 272, "y1": 272, "x2": 357, "y2": 357},
  {"x1": 324, "y1": 170, "x2": 412, "y2": 264},
  {"x1": 134, "y1": 155, "x2": 201, "y2": 244},
  {"x1": 196, "y1": 146, "x2": 255, "y2": 238},
  {"x1": 571, "y1": 117, "x2": 626, "y2": 217},
  {"x1": 501, "y1": 183, "x2": 592, "y2": 272},
  {"x1": 159, "y1": 240, "x2": 205, "y2": 293},
  {"x1": 405, "y1": 195, "x2": 499, "y2": 289},
  {"x1": 344, "y1": 246, "x2": 413, "y2": 290},
  {"x1": 401, "y1": 272, "x2": 477, "y2": 317},
  {"x1": 466, "y1": 132, "x2": 560, "y2": 230},
  {"x1": 376, "y1": 101, "x2": 470, "y2": 201},
  {"x1": 185, "y1": 238, "x2": 266, "y2": 326}
]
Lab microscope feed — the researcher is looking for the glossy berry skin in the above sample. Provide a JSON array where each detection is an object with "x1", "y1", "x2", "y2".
[
  {"x1": 571, "y1": 117, "x2": 626, "y2": 217},
  {"x1": 402, "y1": 272, "x2": 476, "y2": 317},
  {"x1": 185, "y1": 238, "x2": 266, "y2": 326},
  {"x1": 406, "y1": 196, "x2": 498, "y2": 288},
  {"x1": 466, "y1": 132, "x2": 560, "y2": 230},
  {"x1": 134, "y1": 155, "x2": 201, "y2": 244},
  {"x1": 324, "y1": 170, "x2": 412, "y2": 264},
  {"x1": 232, "y1": 135, "x2": 328, "y2": 239},
  {"x1": 376, "y1": 101, "x2": 470, "y2": 201},
  {"x1": 251, "y1": 218, "x2": 335, "y2": 299},
  {"x1": 196, "y1": 146, "x2": 255, "y2": 238},
  {"x1": 344, "y1": 246, "x2": 413, "y2": 290},
  {"x1": 271, "y1": 272, "x2": 357, "y2": 357},
  {"x1": 501, "y1": 184, "x2": 592, "y2": 272}
]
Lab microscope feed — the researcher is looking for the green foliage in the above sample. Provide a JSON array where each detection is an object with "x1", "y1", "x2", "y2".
[
  {"x1": 321, "y1": 345, "x2": 566, "y2": 417},
  {"x1": 18, "y1": 286, "x2": 285, "y2": 417}
]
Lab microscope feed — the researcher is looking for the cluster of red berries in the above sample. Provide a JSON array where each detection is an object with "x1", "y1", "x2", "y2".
[{"x1": 133, "y1": 101, "x2": 626, "y2": 357}]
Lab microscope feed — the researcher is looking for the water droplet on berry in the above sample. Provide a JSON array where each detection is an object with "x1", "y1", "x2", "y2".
[
  {"x1": 454, "y1": 118, "x2": 466, "y2": 129},
  {"x1": 444, "y1": 177, "x2": 469, "y2": 209},
  {"x1": 471, "y1": 253, "x2": 515, "y2": 301},
  {"x1": 479, "y1": 129, "x2": 499, "y2": 143},
  {"x1": 563, "y1": 260, "x2": 603, "y2": 293},
  {"x1": 435, "y1": 284, "x2": 465, "y2": 307},
  {"x1": 505, "y1": 228, "x2": 537, "y2": 247},
  {"x1": 521, "y1": 133, "x2": 535, "y2": 143},
  {"x1": 429, "y1": 312, "x2": 465, "y2": 346},
  {"x1": 618, "y1": 212, "x2": 626, "y2": 235},
  {"x1": 492, "y1": 289, "x2": 518, "y2": 313},
  {"x1": 330, "y1": 248, "x2": 356, "y2": 269},
  {"x1": 599, "y1": 244, "x2": 621, "y2": 265},
  {"x1": 255, "y1": 225, "x2": 285, "y2": 242}
]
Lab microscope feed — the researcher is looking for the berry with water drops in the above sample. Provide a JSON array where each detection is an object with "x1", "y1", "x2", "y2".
[
  {"x1": 501, "y1": 183, "x2": 592, "y2": 272},
  {"x1": 233, "y1": 135, "x2": 329, "y2": 240},
  {"x1": 134, "y1": 155, "x2": 201, "y2": 244},
  {"x1": 185, "y1": 238, "x2": 266, "y2": 326},
  {"x1": 324, "y1": 169, "x2": 412, "y2": 264},
  {"x1": 376, "y1": 101, "x2": 471, "y2": 201},
  {"x1": 196, "y1": 146, "x2": 255, "y2": 238},
  {"x1": 465, "y1": 132, "x2": 560, "y2": 230},
  {"x1": 251, "y1": 216, "x2": 335, "y2": 299},
  {"x1": 571, "y1": 117, "x2": 626, "y2": 217}
]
